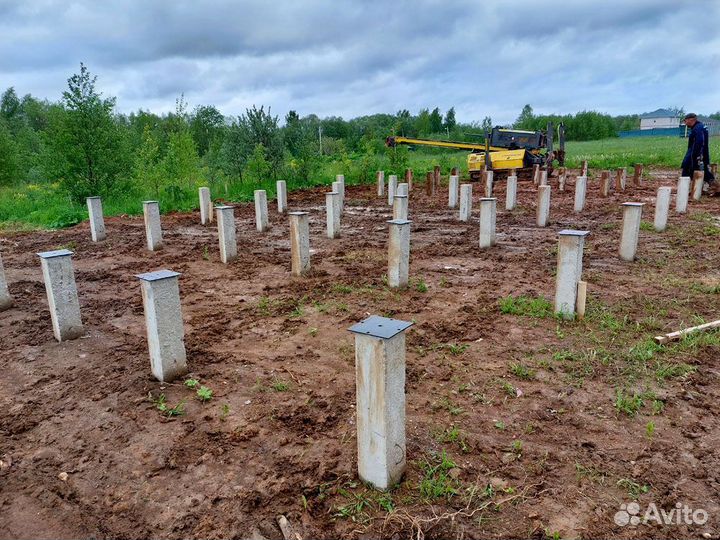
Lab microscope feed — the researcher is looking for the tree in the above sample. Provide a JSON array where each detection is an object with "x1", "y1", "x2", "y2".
[
  {"x1": 415, "y1": 108, "x2": 431, "y2": 136},
  {"x1": 443, "y1": 107, "x2": 456, "y2": 131},
  {"x1": 0, "y1": 120, "x2": 19, "y2": 185},
  {"x1": 243, "y1": 143, "x2": 271, "y2": 184},
  {"x1": 243, "y1": 105, "x2": 283, "y2": 172},
  {"x1": 220, "y1": 105, "x2": 283, "y2": 181},
  {"x1": 134, "y1": 125, "x2": 164, "y2": 197},
  {"x1": 190, "y1": 105, "x2": 224, "y2": 157},
  {"x1": 219, "y1": 118, "x2": 252, "y2": 181},
  {"x1": 394, "y1": 109, "x2": 415, "y2": 137},
  {"x1": 283, "y1": 110, "x2": 303, "y2": 156},
  {"x1": 43, "y1": 63, "x2": 128, "y2": 201},
  {"x1": 163, "y1": 129, "x2": 199, "y2": 190},
  {"x1": 481, "y1": 116, "x2": 493, "y2": 133},
  {"x1": 514, "y1": 104, "x2": 534, "y2": 129},
  {"x1": 429, "y1": 107, "x2": 443, "y2": 133},
  {"x1": 1, "y1": 88, "x2": 22, "y2": 133}
]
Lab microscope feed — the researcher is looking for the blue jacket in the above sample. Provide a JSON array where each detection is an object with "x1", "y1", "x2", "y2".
[{"x1": 682, "y1": 121, "x2": 705, "y2": 170}]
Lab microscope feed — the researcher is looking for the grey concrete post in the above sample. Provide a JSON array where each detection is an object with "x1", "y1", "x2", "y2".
[
  {"x1": 459, "y1": 184, "x2": 473, "y2": 221},
  {"x1": 539, "y1": 170, "x2": 548, "y2": 186},
  {"x1": 331, "y1": 180, "x2": 344, "y2": 216},
  {"x1": 397, "y1": 183, "x2": 409, "y2": 197},
  {"x1": 289, "y1": 212, "x2": 310, "y2": 276},
  {"x1": 276, "y1": 180, "x2": 288, "y2": 213},
  {"x1": 388, "y1": 175, "x2": 398, "y2": 205},
  {"x1": 143, "y1": 201, "x2": 163, "y2": 251},
  {"x1": 387, "y1": 219, "x2": 411, "y2": 288},
  {"x1": 348, "y1": 316, "x2": 412, "y2": 490},
  {"x1": 136, "y1": 270, "x2": 187, "y2": 383},
  {"x1": 392, "y1": 194, "x2": 408, "y2": 220},
  {"x1": 654, "y1": 187, "x2": 672, "y2": 232},
  {"x1": 478, "y1": 198, "x2": 497, "y2": 248},
  {"x1": 448, "y1": 175, "x2": 459, "y2": 208},
  {"x1": 0, "y1": 252, "x2": 12, "y2": 310},
  {"x1": 537, "y1": 185, "x2": 551, "y2": 227},
  {"x1": 619, "y1": 203, "x2": 644, "y2": 261},
  {"x1": 554, "y1": 230, "x2": 590, "y2": 319},
  {"x1": 377, "y1": 171, "x2": 385, "y2": 197},
  {"x1": 86, "y1": 197, "x2": 106, "y2": 242},
  {"x1": 692, "y1": 171, "x2": 704, "y2": 201},
  {"x1": 37, "y1": 249, "x2": 83, "y2": 341},
  {"x1": 676, "y1": 176, "x2": 690, "y2": 213},
  {"x1": 326, "y1": 191, "x2": 341, "y2": 239},
  {"x1": 216, "y1": 205, "x2": 237, "y2": 263},
  {"x1": 199, "y1": 187, "x2": 212, "y2": 225},
  {"x1": 574, "y1": 176, "x2": 587, "y2": 212},
  {"x1": 336, "y1": 174, "x2": 346, "y2": 209},
  {"x1": 254, "y1": 189, "x2": 270, "y2": 232},
  {"x1": 506, "y1": 175, "x2": 517, "y2": 210}
]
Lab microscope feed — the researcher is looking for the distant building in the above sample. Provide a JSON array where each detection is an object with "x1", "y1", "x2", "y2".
[{"x1": 639, "y1": 108, "x2": 680, "y2": 130}]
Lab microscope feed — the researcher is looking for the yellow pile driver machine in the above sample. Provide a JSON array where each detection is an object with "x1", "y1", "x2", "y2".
[{"x1": 386, "y1": 123, "x2": 565, "y2": 180}]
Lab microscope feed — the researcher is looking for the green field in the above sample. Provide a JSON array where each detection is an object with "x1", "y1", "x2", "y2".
[{"x1": 0, "y1": 136, "x2": 717, "y2": 231}]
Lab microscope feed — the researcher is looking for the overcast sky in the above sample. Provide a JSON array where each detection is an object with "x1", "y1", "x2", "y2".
[{"x1": 1, "y1": 0, "x2": 719, "y2": 124}]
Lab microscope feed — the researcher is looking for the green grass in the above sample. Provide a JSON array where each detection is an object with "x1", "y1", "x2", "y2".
[
  {"x1": 564, "y1": 136, "x2": 720, "y2": 170},
  {"x1": 498, "y1": 295, "x2": 553, "y2": 318},
  {"x1": 614, "y1": 389, "x2": 644, "y2": 416},
  {"x1": 4, "y1": 136, "x2": 717, "y2": 229},
  {"x1": 417, "y1": 450, "x2": 459, "y2": 500}
]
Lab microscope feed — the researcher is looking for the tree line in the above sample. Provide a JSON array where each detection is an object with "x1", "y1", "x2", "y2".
[{"x1": 2, "y1": 64, "x2": 717, "y2": 205}]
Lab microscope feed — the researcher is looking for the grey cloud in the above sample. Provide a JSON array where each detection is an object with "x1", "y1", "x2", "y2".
[{"x1": 0, "y1": 0, "x2": 718, "y2": 124}]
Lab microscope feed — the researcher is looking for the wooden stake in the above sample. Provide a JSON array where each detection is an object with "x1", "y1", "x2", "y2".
[
  {"x1": 576, "y1": 281, "x2": 587, "y2": 320},
  {"x1": 633, "y1": 164, "x2": 643, "y2": 187},
  {"x1": 425, "y1": 172, "x2": 434, "y2": 196},
  {"x1": 600, "y1": 170, "x2": 611, "y2": 197},
  {"x1": 654, "y1": 319, "x2": 720, "y2": 344}
]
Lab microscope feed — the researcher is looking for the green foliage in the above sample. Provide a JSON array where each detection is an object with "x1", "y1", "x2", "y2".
[
  {"x1": 134, "y1": 124, "x2": 164, "y2": 197},
  {"x1": 151, "y1": 393, "x2": 186, "y2": 418},
  {"x1": 515, "y1": 105, "x2": 617, "y2": 141},
  {"x1": 0, "y1": 120, "x2": 19, "y2": 185},
  {"x1": 614, "y1": 389, "x2": 644, "y2": 417},
  {"x1": 196, "y1": 385, "x2": 213, "y2": 402},
  {"x1": 418, "y1": 450, "x2": 459, "y2": 500},
  {"x1": 5, "y1": 65, "x2": 720, "y2": 231},
  {"x1": 164, "y1": 128, "x2": 199, "y2": 190},
  {"x1": 617, "y1": 478, "x2": 650, "y2": 499},
  {"x1": 498, "y1": 295, "x2": 553, "y2": 318},
  {"x1": 414, "y1": 277, "x2": 429, "y2": 293},
  {"x1": 385, "y1": 143, "x2": 409, "y2": 176},
  {"x1": 271, "y1": 379, "x2": 290, "y2": 392},
  {"x1": 443, "y1": 107, "x2": 456, "y2": 131},
  {"x1": 509, "y1": 362, "x2": 536, "y2": 380},
  {"x1": 243, "y1": 143, "x2": 272, "y2": 184},
  {"x1": 43, "y1": 63, "x2": 129, "y2": 202}
]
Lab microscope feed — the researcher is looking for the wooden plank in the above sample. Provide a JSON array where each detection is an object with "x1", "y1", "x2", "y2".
[{"x1": 654, "y1": 319, "x2": 720, "y2": 344}]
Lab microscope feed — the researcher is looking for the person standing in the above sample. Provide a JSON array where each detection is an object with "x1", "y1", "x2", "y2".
[{"x1": 682, "y1": 113, "x2": 718, "y2": 195}]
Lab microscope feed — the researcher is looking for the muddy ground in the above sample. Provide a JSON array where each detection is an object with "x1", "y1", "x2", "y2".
[{"x1": 1, "y1": 168, "x2": 719, "y2": 540}]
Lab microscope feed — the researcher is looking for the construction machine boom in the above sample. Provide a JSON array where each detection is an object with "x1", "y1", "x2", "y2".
[{"x1": 386, "y1": 124, "x2": 562, "y2": 180}]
